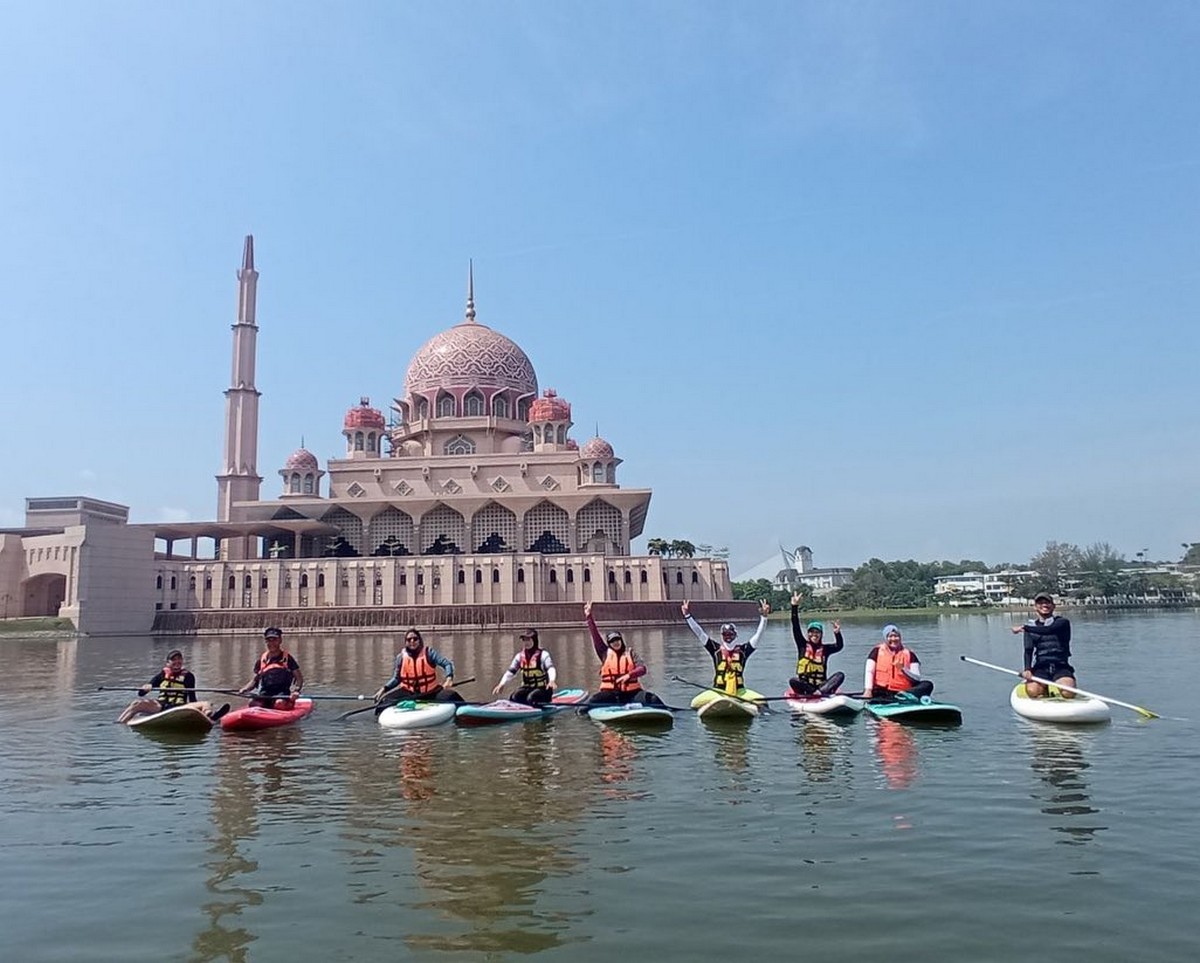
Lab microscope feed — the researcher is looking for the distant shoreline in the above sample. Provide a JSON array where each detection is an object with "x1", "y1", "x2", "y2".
[{"x1": 771, "y1": 602, "x2": 1200, "y2": 620}]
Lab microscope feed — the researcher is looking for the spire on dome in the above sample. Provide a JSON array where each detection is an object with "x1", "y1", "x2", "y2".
[
  {"x1": 241, "y1": 235, "x2": 255, "y2": 272},
  {"x1": 464, "y1": 260, "x2": 476, "y2": 324}
]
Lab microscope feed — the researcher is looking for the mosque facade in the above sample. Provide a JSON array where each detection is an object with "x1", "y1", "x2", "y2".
[{"x1": 1, "y1": 238, "x2": 738, "y2": 634}]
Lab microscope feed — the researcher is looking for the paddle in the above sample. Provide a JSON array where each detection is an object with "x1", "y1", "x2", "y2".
[
  {"x1": 97, "y1": 685, "x2": 244, "y2": 697},
  {"x1": 337, "y1": 677, "x2": 476, "y2": 720},
  {"x1": 671, "y1": 675, "x2": 768, "y2": 707},
  {"x1": 959, "y1": 655, "x2": 1159, "y2": 719}
]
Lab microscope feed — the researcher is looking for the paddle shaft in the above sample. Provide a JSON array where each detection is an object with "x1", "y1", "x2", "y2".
[
  {"x1": 338, "y1": 677, "x2": 476, "y2": 720},
  {"x1": 959, "y1": 655, "x2": 1159, "y2": 719},
  {"x1": 671, "y1": 675, "x2": 765, "y2": 706}
]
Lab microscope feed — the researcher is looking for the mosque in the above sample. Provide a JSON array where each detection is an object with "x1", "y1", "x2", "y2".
[{"x1": 0, "y1": 238, "x2": 741, "y2": 635}]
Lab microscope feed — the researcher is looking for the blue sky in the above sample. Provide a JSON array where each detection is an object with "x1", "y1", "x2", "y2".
[{"x1": 1, "y1": 1, "x2": 1197, "y2": 575}]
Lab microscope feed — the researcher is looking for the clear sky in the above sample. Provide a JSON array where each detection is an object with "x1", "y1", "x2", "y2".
[{"x1": 1, "y1": 1, "x2": 1196, "y2": 575}]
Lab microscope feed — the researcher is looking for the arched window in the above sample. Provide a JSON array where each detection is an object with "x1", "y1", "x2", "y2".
[
  {"x1": 492, "y1": 569, "x2": 500, "y2": 583},
  {"x1": 692, "y1": 571, "x2": 700, "y2": 584},
  {"x1": 583, "y1": 568, "x2": 591, "y2": 583},
  {"x1": 624, "y1": 571, "x2": 632, "y2": 584},
  {"x1": 458, "y1": 569, "x2": 465, "y2": 584},
  {"x1": 493, "y1": 396, "x2": 509, "y2": 419},
  {"x1": 301, "y1": 474, "x2": 313, "y2": 494},
  {"x1": 189, "y1": 576, "x2": 196, "y2": 590},
  {"x1": 437, "y1": 395, "x2": 456, "y2": 418},
  {"x1": 532, "y1": 424, "x2": 542, "y2": 443},
  {"x1": 592, "y1": 463, "x2": 605, "y2": 483},
  {"x1": 316, "y1": 573, "x2": 324, "y2": 588},
  {"x1": 227, "y1": 575, "x2": 235, "y2": 590},
  {"x1": 607, "y1": 464, "x2": 616, "y2": 484},
  {"x1": 156, "y1": 575, "x2": 163, "y2": 589},
  {"x1": 549, "y1": 570, "x2": 557, "y2": 584},
  {"x1": 676, "y1": 571, "x2": 684, "y2": 584},
  {"x1": 170, "y1": 576, "x2": 177, "y2": 590},
  {"x1": 443, "y1": 434, "x2": 476, "y2": 456},
  {"x1": 608, "y1": 570, "x2": 616, "y2": 584},
  {"x1": 566, "y1": 569, "x2": 574, "y2": 583},
  {"x1": 290, "y1": 473, "x2": 301, "y2": 493},
  {"x1": 517, "y1": 568, "x2": 525, "y2": 583},
  {"x1": 474, "y1": 569, "x2": 482, "y2": 584},
  {"x1": 417, "y1": 399, "x2": 429, "y2": 419},
  {"x1": 557, "y1": 425, "x2": 566, "y2": 444},
  {"x1": 640, "y1": 570, "x2": 647, "y2": 584},
  {"x1": 261, "y1": 577, "x2": 269, "y2": 589},
  {"x1": 205, "y1": 577, "x2": 212, "y2": 590},
  {"x1": 355, "y1": 431, "x2": 364, "y2": 451},
  {"x1": 464, "y1": 392, "x2": 484, "y2": 416},
  {"x1": 242, "y1": 575, "x2": 251, "y2": 589},
  {"x1": 300, "y1": 573, "x2": 309, "y2": 588},
  {"x1": 367, "y1": 432, "x2": 376, "y2": 452},
  {"x1": 517, "y1": 399, "x2": 530, "y2": 421}
]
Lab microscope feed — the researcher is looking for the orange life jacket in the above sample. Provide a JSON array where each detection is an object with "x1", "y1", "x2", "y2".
[
  {"x1": 398, "y1": 647, "x2": 438, "y2": 695},
  {"x1": 600, "y1": 648, "x2": 641, "y2": 692},
  {"x1": 256, "y1": 647, "x2": 296, "y2": 691},
  {"x1": 518, "y1": 649, "x2": 549, "y2": 689},
  {"x1": 872, "y1": 644, "x2": 914, "y2": 691}
]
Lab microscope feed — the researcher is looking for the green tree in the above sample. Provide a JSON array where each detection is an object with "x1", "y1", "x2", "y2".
[
  {"x1": 1027, "y1": 541, "x2": 1083, "y2": 593},
  {"x1": 1182, "y1": 543, "x2": 1200, "y2": 565},
  {"x1": 670, "y1": 539, "x2": 696, "y2": 558},
  {"x1": 647, "y1": 537, "x2": 669, "y2": 556}
]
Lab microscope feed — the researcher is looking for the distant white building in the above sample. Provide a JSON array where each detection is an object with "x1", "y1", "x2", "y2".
[{"x1": 736, "y1": 544, "x2": 854, "y2": 597}]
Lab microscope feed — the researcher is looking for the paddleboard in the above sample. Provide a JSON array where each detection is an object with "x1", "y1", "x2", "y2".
[
  {"x1": 690, "y1": 688, "x2": 764, "y2": 720},
  {"x1": 866, "y1": 694, "x2": 962, "y2": 725},
  {"x1": 128, "y1": 702, "x2": 219, "y2": 734},
  {"x1": 1010, "y1": 683, "x2": 1110, "y2": 724},
  {"x1": 454, "y1": 688, "x2": 589, "y2": 726},
  {"x1": 377, "y1": 700, "x2": 457, "y2": 730},
  {"x1": 221, "y1": 697, "x2": 315, "y2": 732},
  {"x1": 783, "y1": 691, "x2": 865, "y2": 717},
  {"x1": 588, "y1": 703, "x2": 675, "y2": 727}
]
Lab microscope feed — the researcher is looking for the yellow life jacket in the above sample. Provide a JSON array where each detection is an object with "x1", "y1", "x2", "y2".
[
  {"x1": 796, "y1": 644, "x2": 827, "y2": 687},
  {"x1": 713, "y1": 647, "x2": 745, "y2": 695},
  {"x1": 159, "y1": 665, "x2": 190, "y2": 706}
]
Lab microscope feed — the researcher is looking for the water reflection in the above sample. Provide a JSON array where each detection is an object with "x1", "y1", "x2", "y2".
[
  {"x1": 190, "y1": 728, "x2": 306, "y2": 962},
  {"x1": 794, "y1": 715, "x2": 850, "y2": 783},
  {"x1": 871, "y1": 720, "x2": 918, "y2": 790},
  {"x1": 701, "y1": 721, "x2": 752, "y2": 783},
  {"x1": 1025, "y1": 724, "x2": 1106, "y2": 846},
  {"x1": 338, "y1": 722, "x2": 591, "y2": 955}
]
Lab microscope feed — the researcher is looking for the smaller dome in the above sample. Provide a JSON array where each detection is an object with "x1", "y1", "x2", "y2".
[
  {"x1": 581, "y1": 436, "x2": 614, "y2": 459},
  {"x1": 284, "y1": 448, "x2": 319, "y2": 471},
  {"x1": 529, "y1": 388, "x2": 571, "y2": 423},
  {"x1": 345, "y1": 397, "x2": 386, "y2": 431}
]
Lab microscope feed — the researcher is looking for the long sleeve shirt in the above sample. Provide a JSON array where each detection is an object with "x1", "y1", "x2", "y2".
[
  {"x1": 685, "y1": 614, "x2": 767, "y2": 668},
  {"x1": 384, "y1": 645, "x2": 455, "y2": 689},
  {"x1": 585, "y1": 615, "x2": 647, "y2": 681},
  {"x1": 497, "y1": 649, "x2": 558, "y2": 687}
]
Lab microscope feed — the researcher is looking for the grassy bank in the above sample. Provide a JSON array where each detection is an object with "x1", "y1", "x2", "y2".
[{"x1": 0, "y1": 617, "x2": 76, "y2": 635}]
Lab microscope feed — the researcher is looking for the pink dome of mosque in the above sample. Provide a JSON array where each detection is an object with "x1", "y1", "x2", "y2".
[
  {"x1": 529, "y1": 389, "x2": 571, "y2": 423},
  {"x1": 344, "y1": 397, "x2": 385, "y2": 430},
  {"x1": 405, "y1": 322, "x2": 537, "y2": 398},
  {"x1": 581, "y1": 436, "x2": 614, "y2": 459},
  {"x1": 284, "y1": 447, "x2": 319, "y2": 471}
]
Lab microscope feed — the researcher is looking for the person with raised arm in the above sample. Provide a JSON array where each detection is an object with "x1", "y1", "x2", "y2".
[
  {"x1": 583, "y1": 602, "x2": 665, "y2": 706},
  {"x1": 863, "y1": 625, "x2": 933, "y2": 701},
  {"x1": 681, "y1": 598, "x2": 770, "y2": 696},
  {"x1": 493, "y1": 628, "x2": 557, "y2": 705},
  {"x1": 788, "y1": 595, "x2": 846, "y2": 697},
  {"x1": 1010, "y1": 592, "x2": 1077, "y2": 699}
]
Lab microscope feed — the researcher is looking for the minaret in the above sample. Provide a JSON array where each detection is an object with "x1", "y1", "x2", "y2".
[
  {"x1": 216, "y1": 235, "x2": 263, "y2": 534},
  {"x1": 465, "y1": 259, "x2": 476, "y2": 323}
]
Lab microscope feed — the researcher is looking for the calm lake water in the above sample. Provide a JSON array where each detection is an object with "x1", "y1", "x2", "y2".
[{"x1": 2, "y1": 611, "x2": 1197, "y2": 962}]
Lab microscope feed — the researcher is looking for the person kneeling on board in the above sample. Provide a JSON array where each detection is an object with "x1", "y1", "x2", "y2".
[
  {"x1": 863, "y1": 625, "x2": 933, "y2": 701},
  {"x1": 238, "y1": 627, "x2": 304, "y2": 708},
  {"x1": 1010, "y1": 592, "x2": 1077, "y2": 699},
  {"x1": 373, "y1": 628, "x2": 464, "y2": 708},
  {"x1": 493, "y1": 629, "x2": 557, "y2": 705},
  {"x1": 583, "y1": 602, "x2": 665, "y2": 707}
]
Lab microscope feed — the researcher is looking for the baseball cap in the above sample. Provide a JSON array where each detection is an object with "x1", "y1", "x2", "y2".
[{"x1": 1033, "y1": 592, "x2": 1054, "y2": 604}]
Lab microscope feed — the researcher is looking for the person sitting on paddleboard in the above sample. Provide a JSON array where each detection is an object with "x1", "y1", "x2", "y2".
[
  {"x1": 493, "y1": 629, "x2": 557, "y2": 706},
  {"x1": 583, "y1": 601, "x2": 666, "y2": 707},
  {"x1": 373, "y1": 628, "x2": 464, "y2": 707},
  {"x1": 116, "y1": 649, "x2": 210, "y2": 723},
  {"x1": 1010, "y1": 592, "x2": 1076, "y2": 699},
  {"x1": 682, "y1": 598, "x2": 770, "y2": 695},
  {"x1": 238, "y1": 627, "x2": 304, "y2": 708},
  {"x1": 863, "y1": 625, "x2": 933, "y2": 701},
  {"x1": 787, "y1": 597, "x2": 846, "y2": 697}
]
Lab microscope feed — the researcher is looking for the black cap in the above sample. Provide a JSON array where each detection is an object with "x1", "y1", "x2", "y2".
[
  {"x1": 606, "y1": 631, "x2": 624, "y2": 643},
  {"x1": 264, "y1": 626, "x2": 283, "y2": 638},
  {"x1": 519, "y1": 629, "x2": 539, "y2": 642},
  {"x1": 1033, "y1": 592, "x2": 1054, "y2": 604}
]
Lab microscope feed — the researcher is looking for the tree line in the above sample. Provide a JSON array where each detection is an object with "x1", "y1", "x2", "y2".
[{"x1": 733, "y1": 540, "x2": 1199, "y2": 611}]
